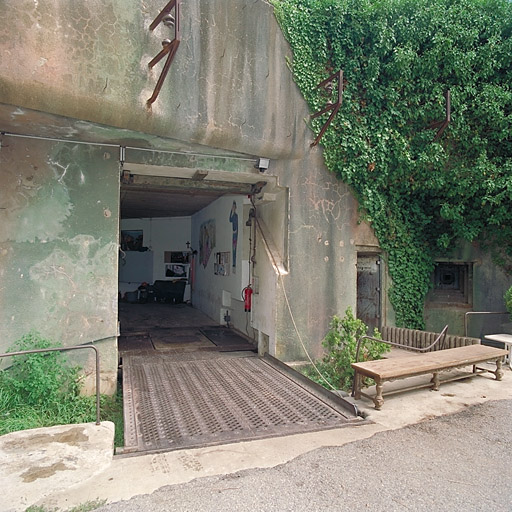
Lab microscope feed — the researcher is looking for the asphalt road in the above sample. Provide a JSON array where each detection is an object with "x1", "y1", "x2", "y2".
[{"x1": 98, "y1": 399, "x2": 512, "y2": 512}]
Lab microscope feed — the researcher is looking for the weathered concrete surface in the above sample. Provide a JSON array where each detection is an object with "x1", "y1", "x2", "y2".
[
  {"x1": 0, "y1": 136, "x2": 120, "y2": 393},
  {"x1": 425, "y1": 242, "x2": 512, "y2": 337},
  {"x1": 0, "y1": 422, "x2": 114, "y2": 512},
  {"x1": 0, "y1": 0, "x2": 308, "y2": 160},
  {"x1": 5, "y1": 367, "x2": 509, "y2": 512},
  {"x1": 0, "y1": 0, "x2": 379, "y2": 363}
]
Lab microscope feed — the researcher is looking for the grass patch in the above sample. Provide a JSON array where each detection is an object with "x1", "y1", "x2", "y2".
[
  {"x1": 25, "y1": 499, "x2": 107, "y2": 512},
  {"x1": 0, "y1": 331, "x2": 124, "y2": 448}
]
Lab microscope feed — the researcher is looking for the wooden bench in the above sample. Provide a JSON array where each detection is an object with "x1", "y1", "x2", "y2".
[{"x1": 352, "y1": 344, "x2": 508, "y2": 410}]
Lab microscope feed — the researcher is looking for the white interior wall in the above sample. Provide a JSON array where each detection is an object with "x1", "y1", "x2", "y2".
[
  {"x1": 191, "y1": 195, "x2": 249, "y2": 326},
  {"x1": 119, "y1": 216, "x2": 192, "y2": 295}
]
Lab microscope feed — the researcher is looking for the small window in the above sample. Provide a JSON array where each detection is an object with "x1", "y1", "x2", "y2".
[{"x1": 428, "y1": 262, "x2": 472, "y2": 305}]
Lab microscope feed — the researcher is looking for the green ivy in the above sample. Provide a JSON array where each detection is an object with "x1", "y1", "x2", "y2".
[
  {"x1": 505, "y1": 285, "x2": 512, "y2": 320},
  {"x1": 303, "y1": 307, "x2": 389, "y2": 391},
  {"x1": 272, "y1": 0, "x2": 512, "y2": 328}
]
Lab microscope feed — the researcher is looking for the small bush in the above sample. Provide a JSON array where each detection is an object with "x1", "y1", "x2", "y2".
[
  {"x1": 304, "y1": 307, "x2": 390, "y2": 391},
  {"x1": 0, "y1": 331, "x2": 123, "y2": 441},
  {"x1": 505, "y1": 286, "x2": 512, "y2": 321},
  {"x1": 4, "y1": 331, "x2": 80, "y2": 407}
]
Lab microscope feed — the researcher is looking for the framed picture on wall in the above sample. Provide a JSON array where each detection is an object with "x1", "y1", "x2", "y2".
[
  {"x1": 214, "y1": 252, "x2": 230, "y2": 276},
  {"x1": 164, "y1": 251, "x2": 191, "y2": 264},
  {"x1": 165, "y1": 263, "x2": 188, "y2": 279},
  {"x1": 121, "y1": 230, "x2": 143, "y2": 251}
]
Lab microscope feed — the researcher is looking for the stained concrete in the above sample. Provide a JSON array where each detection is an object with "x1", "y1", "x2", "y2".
[
  {"x1": 2, "y1": 366, "x2": 510, "y2": 512},
  {"x1": 0, "y1": 422, "x2": 114, "y2": 511}
]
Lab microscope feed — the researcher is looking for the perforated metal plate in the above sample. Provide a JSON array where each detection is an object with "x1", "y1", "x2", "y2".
[{"x1": 122, "y1": 353, "x2": 361, "y2": 454}]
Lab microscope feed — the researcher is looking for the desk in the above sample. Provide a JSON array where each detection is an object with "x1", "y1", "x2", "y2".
[{"x1": 484, "y1": 334, "x2": 512, "y2": 369}]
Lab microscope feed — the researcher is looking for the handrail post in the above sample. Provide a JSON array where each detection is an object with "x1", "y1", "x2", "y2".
[{"x1": 464, "y1": 311, "x2": 508, "y2": 337}]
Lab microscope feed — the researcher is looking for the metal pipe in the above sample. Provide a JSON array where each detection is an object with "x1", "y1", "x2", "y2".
[
  {"x1": 1, "y1": 131, "x2": 120, "y2": 148},
  {"x1": 1, "y1": 132, "x2": 257, "y2": 163},
  {"x1": 354, "y1": 324, "x2": 449, "y2": 365},
  {"x1": 464, "y1": 311, "x2": 508, "y2": 337},
  {"x1": 0, "y1": 345, "x2": 101, "y2": 425}
]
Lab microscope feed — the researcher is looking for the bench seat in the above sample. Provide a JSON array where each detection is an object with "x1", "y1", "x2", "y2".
[{"x1": 352, "y1": 344, "x2": 508, "y2": 410}]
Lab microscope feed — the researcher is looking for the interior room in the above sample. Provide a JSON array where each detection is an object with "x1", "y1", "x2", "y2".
[{"x1": 118, "y1": 177, "x2": 258, "y2": 353}]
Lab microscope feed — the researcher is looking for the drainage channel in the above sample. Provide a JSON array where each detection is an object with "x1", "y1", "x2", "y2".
[{"x1": 119, "y1": 351, "x2": 365, "y2": 455}]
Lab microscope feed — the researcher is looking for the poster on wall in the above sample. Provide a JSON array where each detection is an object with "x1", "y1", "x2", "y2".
[
  {"x1": 199, "y1": 219, "x2": 216, "y2": 268},
  {"x1": 229, "y1": 201, "x2": 238, "y2": 274},
  {"x1": 214, "y1": 252, "x2": 230, "y2": 276},
  {"x1": 121, "y1": 230, "x2": 143, "y2": 251}
]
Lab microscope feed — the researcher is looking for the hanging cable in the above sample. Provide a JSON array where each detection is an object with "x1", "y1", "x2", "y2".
[{"x1": 253, "y1": 210, "x2": 336, "y2": 391}]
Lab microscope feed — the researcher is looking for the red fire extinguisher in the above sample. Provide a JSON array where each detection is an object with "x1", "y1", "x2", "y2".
[{"x1": 242, "y1": 285, "x2": 253, "y2": 312}]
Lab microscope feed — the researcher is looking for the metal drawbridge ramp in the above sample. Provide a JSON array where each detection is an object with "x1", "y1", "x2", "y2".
[{"x1": 120, "y1": 351, "x2": 365, "y2": 455}]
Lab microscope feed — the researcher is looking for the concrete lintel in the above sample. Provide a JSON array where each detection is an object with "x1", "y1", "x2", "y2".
[
  {"x1": 124, "y1": 162, "x2": 278, "y2": 187},
  {"x1": 128, "y1": 175, "x2": 253, "y2": 195}
]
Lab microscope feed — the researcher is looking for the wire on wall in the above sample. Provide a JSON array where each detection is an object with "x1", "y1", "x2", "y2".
[{"x1": 250, "y1": 197, "x2": 336, "y2": 391}]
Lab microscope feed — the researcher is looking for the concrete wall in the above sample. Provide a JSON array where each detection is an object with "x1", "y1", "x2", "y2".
[
  {"x1": 425, "y1": 243, "x2": 512, "y2": 338},
  {"x1": 191, "y1": 195, "x2": 250, "y2": 327},
  {"x1": 0, "y1": 135, "x2": 120, "y2": 394},
  {"x1": 0, "y1": 0, "x2": 382, "y2": 364},
  {"x1": 0, "y1": 0, "x2": 308, "y2": 160}
]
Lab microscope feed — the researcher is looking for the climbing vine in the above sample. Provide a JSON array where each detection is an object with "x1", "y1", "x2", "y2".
[{"x1": 272, "y1": 0, "x2": 512, "y2": 328}]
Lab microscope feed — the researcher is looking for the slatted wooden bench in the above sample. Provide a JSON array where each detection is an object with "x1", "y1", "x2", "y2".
[{"x1": 352, "y1": 344, "x2": 508, "y2": 410}]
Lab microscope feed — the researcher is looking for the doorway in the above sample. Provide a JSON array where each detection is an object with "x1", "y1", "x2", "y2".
[{"x1": 356, "y1": 254, "x2": 382, "y2": 333}]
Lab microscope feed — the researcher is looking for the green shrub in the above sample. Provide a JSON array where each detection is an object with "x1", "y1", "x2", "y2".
[
  {"x1": 0, "y1": 332, "x2": 123, "y2": 443},
  {"x1": 4, "y1": 331, "x2": 80, "y2": 407},
  {"x1": 304, "y1": 307, "x2": 390, "y2": 391},
  {"x1": 505, "y1": 286, "x2": 512, "y2": 320}
]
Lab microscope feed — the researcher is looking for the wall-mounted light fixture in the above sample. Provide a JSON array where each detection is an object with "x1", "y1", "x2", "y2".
[
  {"x1": 256, "y1": 158, "x2": 270, "y2": 173},
  {"x1": 147, "y1": 0, "x2": 181, "y2": 107}
]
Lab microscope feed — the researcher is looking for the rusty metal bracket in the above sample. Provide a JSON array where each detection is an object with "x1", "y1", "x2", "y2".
[
  {"x1": 147, "y1": 0, "x2": 181, "y2": 106},
  {"x1": 310, "y1": 70, "x2": 343, "y2": 147},
  {"x1": 429, "y1": 89, "x2": 451, "y2": 141}
]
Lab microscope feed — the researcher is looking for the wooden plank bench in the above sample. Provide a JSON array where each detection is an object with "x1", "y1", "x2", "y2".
[{"x1": 352, "y1": 344, "x2": 508, "y2": 410}]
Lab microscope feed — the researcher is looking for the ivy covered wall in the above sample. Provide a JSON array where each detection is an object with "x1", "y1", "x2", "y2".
[{"x1": 273, "y1": 0, "x2": 512, "y2": 328}]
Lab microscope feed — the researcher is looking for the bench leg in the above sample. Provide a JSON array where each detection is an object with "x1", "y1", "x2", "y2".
[
  {"x1": 374, "y1": 380, "x2": 384, "y2": 410},
  {"x1": 431, "y1": 372, "x2": 440, "y2": 391},
  {"x1": 353, "y1": 372, "x2": 362, "y2": 399},
  {"x1": 495, "y1": 359, "x2": 504, "y2": 381}
]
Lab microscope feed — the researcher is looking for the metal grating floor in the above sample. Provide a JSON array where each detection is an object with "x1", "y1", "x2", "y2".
[{"x1": 121, "y1": 353, "x2": 362, "y2": 454}]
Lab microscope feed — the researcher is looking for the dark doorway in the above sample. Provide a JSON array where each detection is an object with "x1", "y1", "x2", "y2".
[{"x1": 356, "y1": 254, "x2": 381, "y2": 333}]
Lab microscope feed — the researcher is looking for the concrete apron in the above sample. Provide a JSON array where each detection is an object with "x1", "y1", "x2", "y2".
[{"x1": 2, "y1": 368, "x2": 511, "y2": 512}]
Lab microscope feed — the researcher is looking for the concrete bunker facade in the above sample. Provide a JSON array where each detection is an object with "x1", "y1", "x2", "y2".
[
  {"x1": 0, "y1": 0, "x2": 383, "y2": 393},
  {"x1": 1, "y1": 0, "x2": 509, "y2": 393}
]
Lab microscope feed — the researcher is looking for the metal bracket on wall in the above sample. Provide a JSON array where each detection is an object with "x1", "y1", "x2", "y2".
[
  {"x1": 147, "y1": 0, "x2": 181, "y2": 106},
  {"x1": 429, "y1": 89, "x2": 451, "y2": 141},
  {"x1": 310, "y1": 70, "x2": 343, "y2": 147}
]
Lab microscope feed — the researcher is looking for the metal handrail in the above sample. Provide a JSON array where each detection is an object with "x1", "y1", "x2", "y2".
[
  {"x1": 0, "y1": 345, "x2": 101, "y2": 425},
  {"x1": 464, "y1": 311, "x2": 508, "y2": 337},
  {"x1": 351, "y1": 325, "x2": 449, "y2": 397},
  {"x1": 354, "y1": 324, "x2": 449, "y2": 364}
]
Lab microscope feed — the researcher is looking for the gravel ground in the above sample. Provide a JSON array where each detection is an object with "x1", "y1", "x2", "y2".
[{"x1": 98, "y1": 399, "x2": 512, "y2": 512}]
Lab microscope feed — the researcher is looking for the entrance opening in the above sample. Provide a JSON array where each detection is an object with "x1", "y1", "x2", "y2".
[
  {"x1": 115, "y1": 166, "x2": 361, "y2": 455},
  {"x1": 356, "y1": 254, "x2": 382, "y2": 333},
  {"x1": 118, "y1": 170, "x2": 257, "y2": 350}
]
